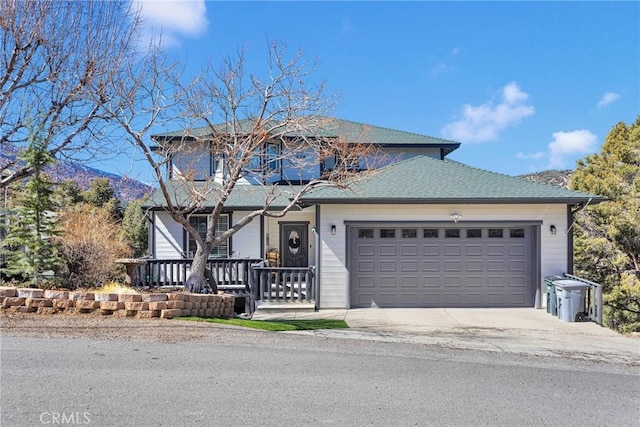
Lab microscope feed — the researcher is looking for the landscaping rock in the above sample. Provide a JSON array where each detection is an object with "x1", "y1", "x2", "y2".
[
  {"x1": 124, "y1": 302, "x2": 148, "y2": 311},
  {"x1": 0, "y1": 287, "x2": 17, "y2": 297},
  {"x1": 70, "y1": 291, "x2": 94, "y2": 301},
  {"x1": 17, "y1": 288, "x2": 44, "y2": 298},
  {"x1": 15, "y1": 306, "x2": 37, "y2": 313},
  {"x1": 160, "y1": 309, "x2": 182, "y2": 319},
  {"x1": 25, "y1": 298, "x2": 53, "y2": 308},
  {"x1": 99, "y1": 301, "x2": 125, "y2": 311},
  {"x1": 167, "y1": 300, "x2": 184, "y2": 309},
  {"x1": 148, "y1": 301, "x2": 168, "y2": 310},
  {"x1": 114, "y1": 310, "x2": 137, "y2": 318},
  {"x1": 44, "y1": 290, "x2": 69, "y2": 299},
  {"x1": 75, "y1": 300, "x2": 100, "y2": 310},
  {"x1": 168, "y1": 293, "x2": 186, "y2": 301},
  {"x1": 136, "y1": 310, "x2": 160, "y2": 319},
  {"x1": 94, "y1": 293, "x2": 118, "y2": 302},
  {"x1": 118, "y1": 294, "x2": 142, "y2": 303},
  {"x1": 141, "y1": 294, "x2": 167, "y2": 302},
  {"x1": 37, "y1": 307, "x2": 57, "y2": 315},
  {"x1": 53, "y1": 299, "x2": 74, "y2": 310},
  {"x1": 2, "y1": 297, "x2": 26, "y2": 307}
]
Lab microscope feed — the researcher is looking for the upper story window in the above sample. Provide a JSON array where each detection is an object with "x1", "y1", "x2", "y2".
[
  {"x1": 186, "y1": 214, "x2": 229, "y2": 258},
  {"x1": 172, "y1": 151, "x2": 217, "y2": 181}
]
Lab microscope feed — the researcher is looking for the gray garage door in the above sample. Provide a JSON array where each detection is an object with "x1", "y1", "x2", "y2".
[{"x1": 349, "y1": 225, "x2": 536, "y2": 308}]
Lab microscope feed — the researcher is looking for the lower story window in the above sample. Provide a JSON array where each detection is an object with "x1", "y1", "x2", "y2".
[{"x1": 187, "y1": 214, "x2": 230, "y2": 258}]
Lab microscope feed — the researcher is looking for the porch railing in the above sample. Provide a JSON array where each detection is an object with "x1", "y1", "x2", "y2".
[
  {"x1": 136, "y1": 258, "x2": 263, "y2": 295},
  {"x1": 134, "y1": 259, "x2": 317, "y2": 313},
  {"x1": 251, "y1": 266, "x2": 316, "y2": 306}
]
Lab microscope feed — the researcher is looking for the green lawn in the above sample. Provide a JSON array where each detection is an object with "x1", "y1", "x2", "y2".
[{"x1": 179, "y1": 317, "x2": 349, "y2": 331}]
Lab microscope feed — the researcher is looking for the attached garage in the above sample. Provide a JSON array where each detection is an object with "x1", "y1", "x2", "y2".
[{"x1": 348, "y1": 223, "x2": 540, "y2": 308}]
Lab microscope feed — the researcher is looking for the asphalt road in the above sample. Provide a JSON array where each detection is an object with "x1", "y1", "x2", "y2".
[{"x1": 1, "y1": 331, "x2": 639, "y2": 427}]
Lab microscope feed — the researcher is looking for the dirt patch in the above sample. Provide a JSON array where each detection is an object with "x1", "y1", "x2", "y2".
[{"x1": 0, "y1": 311, "x2": 240, "y2": 344}]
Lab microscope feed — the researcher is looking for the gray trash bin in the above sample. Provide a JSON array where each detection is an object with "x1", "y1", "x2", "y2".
[
  {"x1": 554, "y1": 280, "x2": 589, "y2": 322},
  {"x1": 544, "y1": 275, "x2": 564, "y2": 316}
]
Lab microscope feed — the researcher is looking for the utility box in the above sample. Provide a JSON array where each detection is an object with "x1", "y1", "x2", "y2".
[{"x1": 554, "y1": 280, "x2": 589, "y2": 322}]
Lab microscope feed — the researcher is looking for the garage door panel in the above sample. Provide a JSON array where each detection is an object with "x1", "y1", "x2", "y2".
[
  {"x1": 356, "y1": 260, "x2": 374, "y2": 272},
  {"x1": 401, "y1": 260, "x2": 418, "y2": 272},
  {"x1": 509, "y1": 276, "x2": 526, "y2": 287},
  {"x1": 507, "y1": 293, "x2": 526, "y2": 306},
  {"x1": 379, "y1": 260, "x2": 396, "y2": 271},
  {"x1": 465, "y1": 261, "x2": 483, "y2": 272},
  {"x1": 487, "y1": 260, "x2": 504, "y2": 271},
  {"x1": 487, "y1": 245, "x2": 505, "y2": 256},
  {"x1": 379, "y1": 276, "x2": 396, "y2": 287},
  {"x1": 378, "y1": 293, "x2": 397, "y2": 306},
  {"x1": 422, "y1": 245, "x2": 440, "y2": 256},
  {"x1": 466, "y1": 293, "x2": 484, "y2": 305},
  {"x1": 444, "y1": 276, "x2": 462, "y2": 286},
  {"x1": 466, "y1": 276, "x2": 484, "y2": 287},
  {"x1": 445, "y1": 260, "x2": 462, "y2": 271},
  {"x1": 487, "y1": 275, "x2": 506, "y2": 287},
  {"x1": 379, "y1": 245, "x2": 397, "y2": 256},
  {"x1": 350, "y1": 225, "x2": 535, "y2": 308},
  {"x1": 509, "y1": 260, "x2": 526, "y2": 272},
  {"x1": 422, "y1": 260, "x2": 440, "y2": 272},
  {"x1": 509, "y1": 244, "x2": 526, "y2": 256},
  {"x1": 400, "y1": 276, "x2": 418, "y2": 287},
  {"x1": 465, "y1": 245, "x2": 483, "y2": 256},
  {"x1": 356, "y1": 276, "x2": 375, "y2": 287},
  {"x1": 401, "y1": 245, "x2": 418, "y2": 256},
  {"x1": 445, "y1": 245, "x2": 462, "y2": 256},
  {"x1": 422, "y1": 276, "x2": 439, "y2": 287},
  {"x1": 357, "y1": 244, "x2": 375, "y2": 256}
]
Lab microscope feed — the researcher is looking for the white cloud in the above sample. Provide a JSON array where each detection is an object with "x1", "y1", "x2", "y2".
[
  {"x1": 548, "y1": 130, "x2": 598, "y2": 168},
  {"x1": 597, "y1": 92, "x2": 621, "y2": 108},
  {"x1": 516, "y1": 151, "x2": 546, "y2": 161},
  {"x1": 132, "y1": 0, "x2": 208, "y2": 48},
  {"x1": 442, "y1": 82, "x2": 535, "y2": 143}
]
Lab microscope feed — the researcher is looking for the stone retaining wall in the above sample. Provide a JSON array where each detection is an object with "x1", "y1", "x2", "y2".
[{"x1": 0, "y1": 287, "x2": 235, "y2": 319}]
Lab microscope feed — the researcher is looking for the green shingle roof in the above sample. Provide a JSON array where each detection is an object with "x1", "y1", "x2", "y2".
[
  {"x1": 299, "y1": 155, "x2": 604, "y2": 205},
  {"x1": 144, "y1": 155, "x2": 603, "y2": 209},
  {"x1": 152, "y1": 117, "x2": 460, "y2": 153}
]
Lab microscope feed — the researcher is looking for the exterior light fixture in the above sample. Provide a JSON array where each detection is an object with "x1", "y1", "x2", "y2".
[
  {"x1": 331, "y1": 225, "x2": 337, "y2": 235},
  {"x1": 550, "y1": 225, "x2": 557, "y2": 235},
  {"x1": 450, "y1": 213, "x2": 462, "y2": 223}
]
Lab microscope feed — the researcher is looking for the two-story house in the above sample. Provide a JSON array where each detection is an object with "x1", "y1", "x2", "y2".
[{"x1": 143, "y1": 117, "x2": 602, "y2": 310}]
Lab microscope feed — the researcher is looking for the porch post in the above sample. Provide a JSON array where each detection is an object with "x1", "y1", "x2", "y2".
[{"x1": 314, "y1": 205, "x2": 321, "y2": 310}]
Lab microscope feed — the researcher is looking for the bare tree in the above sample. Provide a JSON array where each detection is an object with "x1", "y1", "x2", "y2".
[
  {"x1": 109, "y1": 43, "x2": 380, "y2": 292},
  {"x1": 0, "y1": 0, "x2": 142, "y2": 187}
]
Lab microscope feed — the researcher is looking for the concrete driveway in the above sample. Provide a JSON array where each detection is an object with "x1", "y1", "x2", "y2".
[{"x1": 253, "y1": 307, "x2": 640, "y2": 365}]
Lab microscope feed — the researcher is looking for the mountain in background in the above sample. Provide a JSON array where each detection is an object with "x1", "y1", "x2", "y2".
[
  {"x1": 1, "y1": 143, "x2": 153, "y2": 202},
  {"x1": 517, "y1": 169, "x2": 573, "y2": 189}
]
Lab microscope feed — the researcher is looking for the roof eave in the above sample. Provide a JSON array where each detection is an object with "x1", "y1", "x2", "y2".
[{"x1": 297, "y1": 197, "x2": 606, "y2": 205}]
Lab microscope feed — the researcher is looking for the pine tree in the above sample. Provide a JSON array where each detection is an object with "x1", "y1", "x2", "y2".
[
  {"x1": 121, "y1": 198, "x2": 149, "y2": 258},
  {"x1": 1, "y1": 130, "x2": 63, "y2": 285},
  {"x1": 570, "y1": 116, "x2": 640, "y2": 332}
]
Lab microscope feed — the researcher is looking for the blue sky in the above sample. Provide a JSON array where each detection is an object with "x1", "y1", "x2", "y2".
[{"x1": 117, "y1": 1, "x2": 638, "y2": 180}]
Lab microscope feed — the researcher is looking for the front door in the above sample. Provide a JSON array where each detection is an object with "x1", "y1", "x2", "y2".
[{"x1": 280, "y1": 223, "x2": 308, "y2": 267}]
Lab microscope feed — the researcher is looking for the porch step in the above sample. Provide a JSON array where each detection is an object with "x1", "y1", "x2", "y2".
[{"x1": 254, "y1": 300, "x2": 316, "y2": 313}]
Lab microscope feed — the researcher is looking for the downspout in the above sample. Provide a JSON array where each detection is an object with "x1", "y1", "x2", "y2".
[{"x1": 313, "y1": 205, "x2": 321, "y2": 311}]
